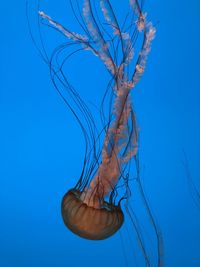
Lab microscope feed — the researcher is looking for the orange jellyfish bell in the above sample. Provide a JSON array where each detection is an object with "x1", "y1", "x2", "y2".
[{"x1": 61, "y1": 189, "x2": 124, "y2": 240}]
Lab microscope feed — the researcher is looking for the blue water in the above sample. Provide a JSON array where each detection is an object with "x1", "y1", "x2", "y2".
[{"x1": 1, "y1": 1, "x2": 200, "y2": 266}]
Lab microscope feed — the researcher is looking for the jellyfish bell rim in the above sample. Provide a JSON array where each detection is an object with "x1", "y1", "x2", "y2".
[{"x1": 61, "y1": 189, "x2": 124, "y2": 240}]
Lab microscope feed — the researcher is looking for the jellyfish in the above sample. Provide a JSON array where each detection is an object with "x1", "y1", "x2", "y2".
[{"x1": 30, "y1": 0, "x2": 163, "y2": 266}]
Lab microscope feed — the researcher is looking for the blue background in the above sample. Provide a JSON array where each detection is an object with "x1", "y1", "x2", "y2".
[{"x1": 1, "y1": 0, "x2": 200, "y2": 266}]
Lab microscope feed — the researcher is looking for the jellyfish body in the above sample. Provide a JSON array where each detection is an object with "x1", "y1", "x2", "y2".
[
  {"x1": 39, "y1": 0, "x2": 155, "y2": 241},
  {"x1": 61, "y1": 189, "x2": 124, "y2": 240}
]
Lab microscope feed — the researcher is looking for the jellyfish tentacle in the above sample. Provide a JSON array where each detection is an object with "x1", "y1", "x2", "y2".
[
  {"x1": 82, "y1": 0, "x2": 117, "y2": 74},
  {"x1": 38, "y1": 11, "x2": 101, "y2": 58},
  {"x1": 39, "y1": 11, "x2": 88, "y2": 42},
  {"x1": 100, "y1": 0, "x2": 126, "y2": 57},
  {"x1": 81, "y1": 83, "x2": 138, "y2": 207}
]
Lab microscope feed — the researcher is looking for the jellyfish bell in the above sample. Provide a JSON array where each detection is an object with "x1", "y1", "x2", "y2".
[
  {"x1": 61, "y1": 147, "x2": 126, "y2": 240},
  {"x1": 61, "y1": 189, "x2": 124, "y2": 240}
]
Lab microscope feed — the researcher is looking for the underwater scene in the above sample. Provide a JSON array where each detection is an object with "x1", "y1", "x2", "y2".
[{"x1": 1, "y1": 1, "x2": 200, "y2": 266}]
